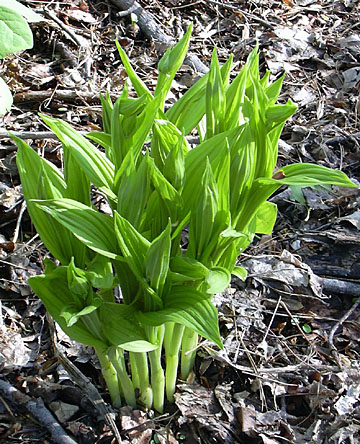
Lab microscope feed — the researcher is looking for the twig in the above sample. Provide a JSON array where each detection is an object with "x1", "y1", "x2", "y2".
[
  {"x1": 14, "y1": 89, "x2": 104, "y2": 104},
  {"x1": 43, "y1": 9, "x2": 88, "y2": 47},
  {"x1": 323, "y1": 278, "x2": 360, "y2": 298},
  {"x1": 109, "y1": 0, "x2": 209, "y2": 73},
  {"x1": 0, "y1": 379, "x2": 78, "y2": 444},
  {"x1": 12, "y1": 200, "x2": 27, "y2": 244},
  {"x1": 117, "y1": 3, "x2": 138, "y2": 17},
  {"x1": 328, "y1": 297, "x2": 360, "y2": 356},
  {"x1": 204, "y1": 0, "x2": 276, "y2": 29}
]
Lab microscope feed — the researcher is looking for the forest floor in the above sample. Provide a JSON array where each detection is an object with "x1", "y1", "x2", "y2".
[{"x1": 0, "y1": 1, "x2": 360, "y2": 443}]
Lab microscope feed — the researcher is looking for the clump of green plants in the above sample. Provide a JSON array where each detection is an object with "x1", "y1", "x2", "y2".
[{"x1": 14, "y1": 25, "x2": 356, "y2": 413}]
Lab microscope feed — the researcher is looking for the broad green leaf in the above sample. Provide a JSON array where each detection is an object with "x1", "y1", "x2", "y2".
[
  {"x1": 0, "y1": 6, "x2": 33, "y2": 59},
  {"x1": 148, "y1": 157, "x2": 183, "y2": 224},
  {"x1": 205, "y1": 47, "x2": 226, "y2": 139},
  {"x1": 60, "y1": 298, "x2": 101, "y2": 328},
  {"x1": 163, "y1": 133, "x2": 186, "y2": 190},
  {"x1": 99, "y1": 91, "x2": 113, "y2": 134},
  {"x1": 114, "y1": 211, "x2": 150, "y2": 278},
  {"x1": 188, "y1": 158, "x2": 218, "y2": 259},
  {"x1": 137, "y1": 286, "x2": 223, "y2": 348},
  {"x1": 86, "y1": 131, "x2": 112, "y2": 153},
  {"x1": 29, "y1": 269, "x2": 107, "y2": 348},
  {"x1": 2, "y1": 0, "x2": 44, "y2": 22},
  {"x1": 265, "y1": 73, "x2": 286, "y2": 105},
  {"x1": 183, "y1": 126, "x2": 245, "y2": 213},
  {"x1": 117, "y1": 154, "x2": 150, "y2": 230},
  {"x1": 261, "y1": 163, "x2": 358, "y2": 188},
  {"x1": 35, "y1": 198, "x2": 120, "y2": 259},
  {"x1": 166, "y1": 55, "x2": 233, "y2": 134},
  {"x1": 170, "y1": 256, "x2": 209, "y2": 280},
  {"x1": 63, "y1": 148, "x2": 90, "y2": 206},
  {"x1": 205, "y1": 266, "x2": 231, "y2": 294},
  {"x1": 145, "y1": 221, "x2": 171, "y2": 296},
  {"x1": 40, "y1": 114, "x2": 115, "y2": 196},
  {"x1": 253, "y1": 201, "x2": 277, "y2": 235},
  {"x1": 99, "y1": 302, "x2": 156, "y2": 350},
  {"x1": 232, "y1": 266, "x2": 247, "y2": 281},
  {"x1": 155, "y1": 24, "x2": 192, "y2": 109},
  {"x1": 0, "y1": 77, "x2": 12, "y2": 115},
  {"x1": 67, "y1": 258, "x2": 90, "y2": 297},
  {"x1": 116, "y1": 40, "x2": 152, "y2": 100},
  {"x1": 86, "y1": 255, "x2": 114, "y2": 290},
  {"x1": 14, "y1": 136, "x2": 85, "y2": 265}
]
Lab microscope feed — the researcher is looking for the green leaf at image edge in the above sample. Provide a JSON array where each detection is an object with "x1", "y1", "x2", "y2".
[
  {"x1": 0, "y1": 78, "x2": 13, "y2": 115},
  {"x1": 0, "y1": 6, "x2": 33, "y2": 59}
]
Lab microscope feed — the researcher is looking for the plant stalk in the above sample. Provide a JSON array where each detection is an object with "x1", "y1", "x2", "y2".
[
  {"x1": 147, "y1": 325, "x2": 165, "y2": 413},
  {"x1": 94, "y1": 346, "x2": 121, "y2": 407},
  {"x1": 130, "y1": 351, "x2": 153, "y2": 409},
  {"x1": 108, "y1": 346, "x2": 137, "y2": 408},
  {"x1": 164, "y1": 323, "x2": 185, "y2": 402},
  {"x1": 181, "y1": 328, "x2": 198, "y2": 380}
]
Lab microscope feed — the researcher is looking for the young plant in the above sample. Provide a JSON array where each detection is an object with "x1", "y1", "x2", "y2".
[{"x1": 14, "y1": 25, "x2": 356, "y2": 412}]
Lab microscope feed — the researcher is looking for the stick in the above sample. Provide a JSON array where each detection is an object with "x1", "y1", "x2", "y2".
[
  {"x1": 109, "y1": 0, "x2": 209, "y2": 74},
  {"x1": 0, "y1": 379, "x2": 78, "y2": 444}
]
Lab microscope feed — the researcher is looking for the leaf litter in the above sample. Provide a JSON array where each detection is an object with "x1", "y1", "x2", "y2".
[{"x1": 0, "y1": 0, "x2": 359, "y2": 443}]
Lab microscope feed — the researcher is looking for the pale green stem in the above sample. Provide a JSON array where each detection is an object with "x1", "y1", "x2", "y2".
[
  {"x1": 129, "y1": 352, "x2": 140, "y2": 390},
  {"x1": 108, "y1": 347, "x2": 136, "y2": 408},
  {"x1": 181, "y1": 328, "x2": 198, "y2": 380},
  {"x1": 131, "y1": 351, "x2": 153, "y2": 409},
  {"x1": 164, "y1": 323, "x2": 185, "y2": 402},
  {"x1": 94, "y1": 346, "x2": 121, "y2": 407},
  {"x1": 148, "y1": 325, "x2": 165, "y2": 413}
]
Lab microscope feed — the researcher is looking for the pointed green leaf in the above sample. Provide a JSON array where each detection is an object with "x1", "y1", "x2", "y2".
[
  {"x1": 99, "y1": 302, "x2": 156, "y2": 351},
  {"x1": 40, "y1": 114, "x2": 115, "y2": 196},
  {"x1": 34, "y1": 198, "x2": 120, "y2": 259},
  {"x1": 205, "y1": 266, "x2": 231, "y2": 294},
  {"x1": 145, "y1": 220, "x2": 171, "y2": 295},
  {"x1": 29, "y1": 268, "x2": 107, "y2": 348},
  {"x1": 137, "y1": 286, "x2": 222, "y2": 348}
]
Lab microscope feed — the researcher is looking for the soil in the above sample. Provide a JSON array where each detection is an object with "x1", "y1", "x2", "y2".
[{"x1": 0, "y1": 1, "x2": 359, "y2": 444}]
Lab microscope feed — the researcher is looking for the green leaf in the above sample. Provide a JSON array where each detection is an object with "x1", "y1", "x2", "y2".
[
  {"x1": 35, "y1": 198, "x2": 120, "y2": 259},
  {"x1": 86, "y1": 131, "x2": 112, "y2": 152},
  {"x1": 116, "y1": 41, "x2": 152, "y2": 100},
  {"x1": 253, "y1": 201, "x2": 277, "y2": 235},
  {"x1": 262, "y1": 163, "x2": 358, "y2": 188},
  {"x1": 170, "y1": 256, "x2": 209, "y2": 281},
  {"x1": 0, "y1": 77, "x2": 12, "y2": 115},
  {"x1": 99, "y1": 302, "x2": 157, "y2": 351},
  {"x1": 205, "y1": 47, "x2": 226, "y2": 139},
  {"x1": 205, "y1": 267, "x2": 231, "y2": 294},
  {"x1": 166, "y1": 55, "x2": 233, "y2": 134},
  {"x1": 14, "y1": 136, "x2": 87, "y2": 265},
  {"x1": 148, "y1": 157, "x2": 184, "y2": 224},
  {"x1": 67, "y1": 257, "x2": 90, "y2": 297},
  {"x1": 145, "y1": 221, "x2": 171, "y2": 296},
  {"x1": 137, "y1": 286, "x2": 223, "y2": 348},
  {"x1": 40, "y1": 114, "x2": 116, "y2": 198},
  {"x1": 2, "y1": 0, "x2": 44, "y2": 22},
  {"x1": 117, "y1": 154, "x2": 150, "y2": 230},
  {"x1": 86, "y1": 255, "x2": 114, "y2": 289},
  {"x1": 114, "y1": 211, "x2": 150, "y2": 278},
  {"x1": 99, "y1": 91, "x2": 113, "y2": 134},
  {"x1": 29, "y1": 268, "x2": 107, "y2": 348},
  {"x1": 0, "y1": 6, "x2": 33, "y2": 59},
  {"x1": 188, "y1": 158, "x2": 218, "y2": 258},
  {"x1": 155, "y1": 24, "x2": 192, "y2": 109},
  {"x1": 232, "y1": 266, "x2": 247, "y2": 281}
]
